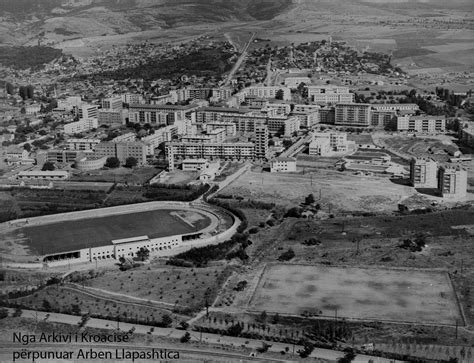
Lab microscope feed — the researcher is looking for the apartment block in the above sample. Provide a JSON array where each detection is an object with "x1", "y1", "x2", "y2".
[
  {"x1": 371, "y1": 103, "x2": 419, "y2": 113},
  {"x1": 307, "y1": 86, "x2": 354, "y2": 104},
  {"x1": 242, "y1": 86, "x2": 291, "y2": 101},
  {"x1": 335, "y1": 103, "x2": 371, "y2": 127},
  {"x1": 309, "y1": 131, "x2": 348, "y2": 156},
  {"x1": 122, "y1": 93, "x2": 144, "y2": 105},
  {"x1": 397, "y1": 115, "x2": 446, "y2": 133},
  {"x1": 101, "y1": 96, "x2": 123, "y2": 110},
  {"x1": 409, "y1": 158, "x2": 438, "y2": 188},
  {"x1": 75, "y1": 104, "x2": 99, "y2": 119},
  {"x1": 221, "y1": 113, "x2": 267, "y2": 133},
  {"x1": 47, "y1": 150, "x2": 84, "y2": 163},
  {"x1": 371, "y1": 110, "x2": 397, "y2": 129},
  {"x1": 166, "y1": 142, "x2": 256, "y2": 170},
  {"x1": 129, "y1": 104, "x2": 196, "y2": 126},
  {"x1": 254, "y1": 125, "x2": 269, "y2": 159},
  {"x1": 64, "y1": 118, "x2": 98, "y2": 135},
  {"x1": 141, "y1": 126, "x2": 178, "y2": 148},
  {"x1": 438, "y1": 165, "x2": 468, "y2": 199},
  {"x1": 98, "y1": 109, "x2": 125, "y2": 127},
  {"x1": 67, "y1": 138, "x2": 101, "y2": 151},
  {"x1": 195, "y1": 107, "x2": 249, "y2": 124},
  {"x1": 205, "y1": 122, "x2": 236, "y2": 137},
  {"x1": 270, "y1": 157, "x2": 297, "y2": 172},
  {"x1": 460, "y1": 127, "x2": 474, "y2": 147},
  {"x1": 94, "y1": 142, "x2": 147, "y2": 165}
]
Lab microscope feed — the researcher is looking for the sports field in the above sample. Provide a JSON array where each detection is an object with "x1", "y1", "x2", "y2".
[
  {"x1": 249, "y1": 264, "x2": 462, "y2": 325},
  {"x1": 19, "y1": 209, "x2": 211, "y2": 255}
]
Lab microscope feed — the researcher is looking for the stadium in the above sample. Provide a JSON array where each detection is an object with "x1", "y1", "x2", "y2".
[{"x1": 1, "y1": 201, "x2": 238, "y2": 267}]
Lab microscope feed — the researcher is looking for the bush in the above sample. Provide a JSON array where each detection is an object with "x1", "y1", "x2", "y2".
[
  {"x1": 180, "y1": 332, "x2": 191, "y2": 343},
  {"x1": 278, "y1": 248, "x2": 295, "y2": 262}
]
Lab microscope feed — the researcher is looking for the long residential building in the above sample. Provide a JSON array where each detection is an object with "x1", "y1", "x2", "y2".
[
  {"x1": 167, "y1": 142, "x2": 256, "y2": 170},
  {"x1": 195, "y1": 107, "x2": 249, "y2": 124},
  {"x1": 128, "y1": 104, "x2": 197, "y2": 126},
  {"x1": 64, "y1": 118, "x2": 98, "y2": 135},
  {"x1": 93, "y1": 142, "x2": 148, "y2": 165},
  {"x1": 67, "y1": 138, "x2": 101, "y2": 151},
  {"x1": 397, "y1": 115, "x2": 446, "y2": 133},
  {"x1": 241, "y1": 86, "x2": 291, "y2": 101},
  {"x1": 335, "y1": 103, "x2": 371, "y2": 127},
  {"x1": 307, "y1": 86, "x2": 354, "y2": 104}
]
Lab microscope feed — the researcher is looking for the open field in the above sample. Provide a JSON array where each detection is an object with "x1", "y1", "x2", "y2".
[
  {"x1": 5, "y1": 209, "x2": 211, "y2": 255},
  {"x1": 83, "y1": 264, "x2": 231, "y2": 313},
  {"x1": 249, "y1": 264, "x2": 462, "y2": 325},
  {"x1": 71, "y1": 167, "x2": 160, "y2": 185},
  {"x1": 221, "y1": 169, "x2": 417, "y2": 212}
]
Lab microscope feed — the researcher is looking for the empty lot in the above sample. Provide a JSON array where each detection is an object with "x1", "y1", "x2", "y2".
[{"x1": 249, "y1": 264, "x2": 462, "y2": 325}]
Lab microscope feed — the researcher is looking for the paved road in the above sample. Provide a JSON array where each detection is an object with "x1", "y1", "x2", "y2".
[{"x1": 7, "y1": 309, "x2": 404, "y2": 362}]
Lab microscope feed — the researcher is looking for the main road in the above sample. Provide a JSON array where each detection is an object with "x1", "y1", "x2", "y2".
[
  {"x1": 223, "y1": 32, "x2": 256, "y2": 86},
  {"x1": 3, "y1": 309, "x2": 404, "y2": 362}
]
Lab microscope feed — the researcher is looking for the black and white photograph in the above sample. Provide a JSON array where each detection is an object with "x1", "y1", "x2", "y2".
[{"x1": 0, "y1": 0, "x2": 473, "y2": 362}]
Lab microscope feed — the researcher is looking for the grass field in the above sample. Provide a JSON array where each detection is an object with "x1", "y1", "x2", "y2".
[
  {"x1": 18, "y1": 209, "x2": 211, "y2": 255},
  {"x1": 249, "y1": 264, "x2": 462, "y2": 325}
]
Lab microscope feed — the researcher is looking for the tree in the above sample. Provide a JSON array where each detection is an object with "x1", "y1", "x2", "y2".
[
  {"x1": 305, "y1": 193, "x2": 315, "y2": 205},
  {"x1": 26, "y1": 85, "x2": 34, "y2": 99},
  {"x1": 19, "y1": 86, "x2": 27, "y2": 100},
  {"x1": 42, "y1": 299, "x2": 51, "y2": 311},
  {"x1": 160, "y1": 314, "x2": 172, "y2": 328},
  {"x1": 180, "y1": 332, "x2": 191, "y2": 343},
  {"x1": 41, "y1": 161, "x2": 55, "y2": 171},
  {"x1": 125, "y1": 157, "x2": 138, "y2": 168},
  {"x1": 105, "y1": 157, "x2": 120, "y2": 168},
  {"x1": 23, "y1": 143, "x2": 31, "y2": 152},
  {"x1": 275, "y1": 89, "x2": 284, "y2": 100},
  {"x1": 0, "y1": 308, "x2": 8, "y2": 319},
  {"x1": 6, "y1": 82, "x2": 14, "y2": 95},
  {"x1": 136, "y1": 247, "x2": 149, "y2": 261}
]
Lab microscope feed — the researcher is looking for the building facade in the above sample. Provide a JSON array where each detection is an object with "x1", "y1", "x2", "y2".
[{"x1": 410, "y1": 158, "x2": 438, "y2": 188}]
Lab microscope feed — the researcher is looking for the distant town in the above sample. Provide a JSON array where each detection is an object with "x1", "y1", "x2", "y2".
[{"x1": 1, "y1": 30, "x2": 474, "y2": 362}]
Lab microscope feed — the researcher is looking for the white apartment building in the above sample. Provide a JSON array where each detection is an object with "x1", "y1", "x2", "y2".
[
  {"x1": 270, "y1": 157, "x2": 297, "y2": 173},
  {"x1": 122, "y1": 93, "x2": 144, "y2": 105},
  {"x1": 63, "y1": 118, "x2": 98, "y2": 135},
  {"x1": 397, "y1": 115, "x2": 446, "y2": 133},
  {"x1": 438, "y1": 165, "x2": 467, "y2": 200},
  {"x1": 56, "y1": 96, "x2": 82, "y2": 112},
  {"x1": 307, "y1": 86, "x2": 354, "y2": 104},
  {"x1": 309, "y1": 131, "x2": 348, "y2": 156},
  {"x1": 371, "y1": 103, "x2": 419, "y2": 113},
  {"x1": 410, "y1": 158, "x2": 438, "y2": 188},
  {"x1": 141, "y1": 126, "x2": 178, "y2": 148},
  {"x1": 182, "y1": 159, "x2": 209, "y2": 171},
  {"x1": 76, "y1": 104, "x2": 99, "y2": 119},
  {"x1": 242, "y1": 86, "x2": 291, "y2": 101}
]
